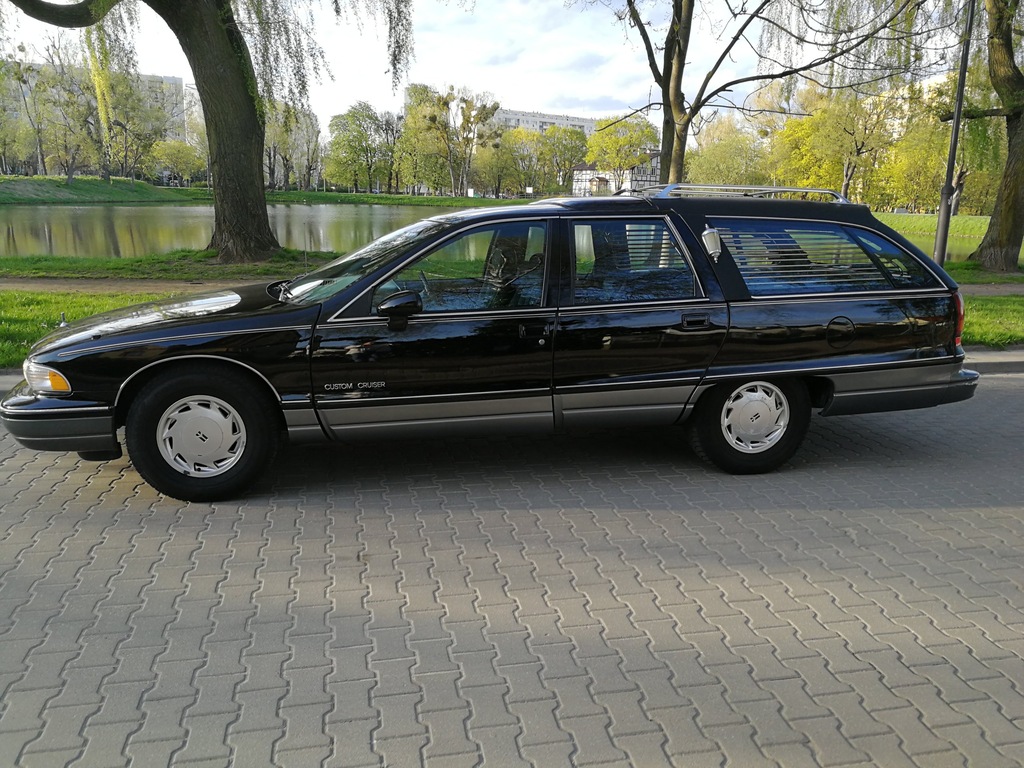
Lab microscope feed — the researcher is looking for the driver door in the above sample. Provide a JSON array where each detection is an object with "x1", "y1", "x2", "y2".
[{"x1": 310, "y1": 219, "x2": 556, "y2": 439}]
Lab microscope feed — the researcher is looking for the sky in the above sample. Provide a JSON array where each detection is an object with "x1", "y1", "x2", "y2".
[{"x1": 4, "y1": 0, "x2": 758, "y2": 131}]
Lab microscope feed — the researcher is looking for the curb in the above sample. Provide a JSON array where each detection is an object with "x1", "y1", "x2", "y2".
[{"x1": 964, "y1": 346, "x2": 1024, "y2": 374}]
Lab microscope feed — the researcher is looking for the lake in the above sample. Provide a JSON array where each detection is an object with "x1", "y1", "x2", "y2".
[
  {"x1": 0, "y1": 204, "x2": 455, "y2": 258},
  {"x1": 0, "y1": 203, "x2": 992, "y2": 262}
]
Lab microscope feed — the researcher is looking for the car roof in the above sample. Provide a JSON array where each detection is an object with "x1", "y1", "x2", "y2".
[{"x1": 430, "y1": 194, "x2": 877, "y2": 227}]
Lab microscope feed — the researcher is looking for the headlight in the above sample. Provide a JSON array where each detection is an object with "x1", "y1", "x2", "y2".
[{"x1": 24, "y1": 361, "x2": 72, "y2": 394}]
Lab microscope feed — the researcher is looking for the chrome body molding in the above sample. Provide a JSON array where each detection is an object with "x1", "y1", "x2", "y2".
[
  {"x1": 702, "y1": 353, "x2": 964, "y2": 383},
  {"x1": 322, "y1": 395, "x2": 554, "y2": 440},
  {"x1": 557, "y1": 382, "x2": 699, "y2": 428},
  {"x1": 283, "y1": 407, "x2": 326, "y2": 442},
  {"x1": 743, "y1": 289, "x2": 952, "y2": 304}
]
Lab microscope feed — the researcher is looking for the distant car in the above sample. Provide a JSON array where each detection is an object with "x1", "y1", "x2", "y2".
[{"x1": 1, "y1": 185, "x2": 979, "y2": 501}]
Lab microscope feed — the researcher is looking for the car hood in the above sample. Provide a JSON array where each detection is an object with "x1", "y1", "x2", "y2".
[{"x1": 30, "y1": 284, "x2": 276, "y2": 354}]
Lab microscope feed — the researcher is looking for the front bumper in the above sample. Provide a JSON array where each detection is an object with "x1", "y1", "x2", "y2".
[{"x1": 1, "y1": 380, "x2": 118, "y2": 453}]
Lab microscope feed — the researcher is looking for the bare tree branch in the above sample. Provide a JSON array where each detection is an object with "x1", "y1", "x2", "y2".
[{"x1": 624, "y1": 0, "x2": 664, "y2": 86}]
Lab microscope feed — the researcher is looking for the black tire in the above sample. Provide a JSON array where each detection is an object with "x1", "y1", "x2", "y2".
[
  {"x1": 688, "y1": 379, "x2": 810, "y2": 474},
  {"x1": 125, "y1": 370, "x2": 279, "y2": 501}
]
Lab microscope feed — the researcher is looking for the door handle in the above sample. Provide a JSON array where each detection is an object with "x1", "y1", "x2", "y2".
[
  {"x1": 681, "y1": 313, "x2": 710, "y2": 330},
  {"x1": 519, "y1": 323, "x2": 552, "y2": 344}
]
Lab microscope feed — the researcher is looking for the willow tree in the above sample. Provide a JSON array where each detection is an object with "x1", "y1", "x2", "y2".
[
  {"x1": 968, "y1": 0, "x2": 1024, "y2": 271},
  {"x1": 578, "y1": 0, "x2": 940, "y2": 184},
  {"x1": 1, "y1": 0, "x2": 413, "y2": 262}
]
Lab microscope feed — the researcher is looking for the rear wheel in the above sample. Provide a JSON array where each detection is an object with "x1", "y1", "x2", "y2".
[
  {"x1": 126, "y1": 370, "x2": 279, "y2": 501},
  {"x1": 689, "y1": 379, "x2": 810, "y2": 474}
]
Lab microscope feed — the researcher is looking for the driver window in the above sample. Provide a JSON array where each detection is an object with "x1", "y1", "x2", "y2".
[{"x1": 373, "y1": 221, "x2": 547, "y2": 312}]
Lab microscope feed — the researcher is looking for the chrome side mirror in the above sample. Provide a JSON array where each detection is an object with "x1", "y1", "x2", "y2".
[{"x1": 701, "y1": 226, "x2": 722, "y2": 264}]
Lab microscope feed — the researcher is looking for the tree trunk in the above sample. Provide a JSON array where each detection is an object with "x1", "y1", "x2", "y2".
[
  {"x1": 149, "y1": 0, "x2": 279, "y2": 262},
  {"x1": 665, "y1": 0, "x2": 693, "y2": 183},
  {"x1": 969, "y1": 111, "x2": 1024, "y2": 271},
  {"x1": 11, "y1": 0, "x2": 279, "y2": 260},
  {"x1": 659, "y1": 79, "x2": 674, "y2": 184},
  {"x1": 969, "y1": 0, "x2": 1024, "y2": 271}
]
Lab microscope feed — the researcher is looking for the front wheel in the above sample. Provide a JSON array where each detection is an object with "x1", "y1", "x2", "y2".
[
  {"x1": 126, "y1": 371, "x2": 279, "y2": 501},
  {"x1": 689, "y1": 379, "x2": 810, "y2": 474}
]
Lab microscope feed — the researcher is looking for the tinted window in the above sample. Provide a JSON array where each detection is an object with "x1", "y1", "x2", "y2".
[
  {"x1": 711, "y1": 218, "x2": 942, "y2": 296},
  {"x1": 284, "y1": 218, "x2": 449, "y2": 304},
  {"x1": 572, "y1": 219, "x2": 696, "y2": 305},
  {"x1": 372, "y1": 221, "x2": 547, "y2": 313}
]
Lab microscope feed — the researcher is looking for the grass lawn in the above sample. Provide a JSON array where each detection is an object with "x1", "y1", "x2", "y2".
[
  {"x1": 944, "y1": 261, "x2": 1024, "y2": 285},
  {"x1": 962, "y1": 295, "x2": 1024, "y2": 348},
  {"x1": 0, "y1": 175, "x2": 193, "y2": 204},
  {"x1": 0, "y1": 290, "x2": 174, "y2": 369},
  {"x1": 0, "y1": 175, "x2": 524, "y2": 209},
  {"x1": 0, "y1": 248, "x2": 335, "y2": 281}
]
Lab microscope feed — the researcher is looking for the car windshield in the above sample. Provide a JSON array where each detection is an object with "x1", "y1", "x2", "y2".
[{"x1": 281, "y1": 217, "x2": 451, "y2": 304}]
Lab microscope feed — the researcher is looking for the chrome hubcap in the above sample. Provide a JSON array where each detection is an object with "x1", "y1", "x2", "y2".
[
  {"x1": 720, "y1": 382, "x2": 789, "y2": 454},
  {"x1": 156, "y1": 395, "x2": 246, "y2": 477}
]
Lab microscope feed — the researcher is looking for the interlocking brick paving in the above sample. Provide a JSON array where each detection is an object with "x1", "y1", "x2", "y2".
[{"x1": 2, "y1": 375, "x2": 1023, "y2": 767}]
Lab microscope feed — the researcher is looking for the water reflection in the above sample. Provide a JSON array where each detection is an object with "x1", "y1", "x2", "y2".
[
  {"x1": 0, "y1": 203, "x2": 453, "y2": 258},
  {"x1": 902, "y1": 235, "x2": 976, "y2": 262}
]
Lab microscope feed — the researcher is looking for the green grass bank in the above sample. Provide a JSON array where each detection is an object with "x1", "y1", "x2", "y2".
[{"x1": 0, "y1": 175, "x2": 520, "y2": 208}]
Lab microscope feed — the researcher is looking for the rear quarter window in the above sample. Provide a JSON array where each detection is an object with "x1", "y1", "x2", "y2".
[{"x1": 711, "y1": 217, "x2": 942, "y2": 297}]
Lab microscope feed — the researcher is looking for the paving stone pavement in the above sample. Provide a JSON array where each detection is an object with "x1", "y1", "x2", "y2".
[{"x1": 1, "y1": 375, "x2": 1023, "y2": 768}]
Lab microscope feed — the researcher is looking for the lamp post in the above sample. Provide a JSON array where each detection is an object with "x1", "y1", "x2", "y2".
[{"x1": 933, "y1": 0, "x2": 977, "y2": 266}]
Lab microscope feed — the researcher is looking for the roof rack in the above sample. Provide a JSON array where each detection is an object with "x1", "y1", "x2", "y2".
[{"x1": 631, "y1": 183, "x2": 851, "y2": 204}]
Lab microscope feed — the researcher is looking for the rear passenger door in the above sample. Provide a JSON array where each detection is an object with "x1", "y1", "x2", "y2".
[
  {"x1": 553, "y1": 216, "x2": 729, "y2": 429},
  {"x1": 707, "y1": 217, "x2": 953, "y2": 373}
]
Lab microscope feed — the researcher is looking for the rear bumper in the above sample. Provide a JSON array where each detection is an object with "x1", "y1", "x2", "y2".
[
  {"x1": 1, "y1": 380, "x2": 118, "y2": 453},
  {"x1": 820, "y1": 365, "x2": 980, "y2": 416}
]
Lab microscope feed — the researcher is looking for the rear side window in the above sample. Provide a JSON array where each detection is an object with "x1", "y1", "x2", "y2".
[
  {"x1": 711, "y1": 218, "x2": 941, "y2": 296},
  {"x1": 572, "y1": 218, "x2": 696, "y2": 305}
]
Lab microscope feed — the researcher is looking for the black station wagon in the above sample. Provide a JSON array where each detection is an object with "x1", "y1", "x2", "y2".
[{"x1": 1, "y1": 185, "x2": 980, "y2": 501}]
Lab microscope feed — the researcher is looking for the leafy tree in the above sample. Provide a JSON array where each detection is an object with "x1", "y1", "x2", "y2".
[
  {"x1": 151, "y1": 138, "x2": 203, "y2": 183},
  {"x1": 326, "y1": 101, "x2": 385, "y2": 191},
  {"x1": 471, "y1": 137, "x2": 514, "y2": 197},
  {"x1": 585, "y1": 114, "x2": 658, "y2": 189},
  {"x1": 281, "y1": 107, "x2": 321, "y2": 191},
  {"x1": 538, "y1": 124, "x2": 587, "y2": 192},
  {"x1": 395, "y1": 83, "x2": 447, "y2": 194},
  {"x1": 37, "y1": 34, "x2": 98, "y2": 182},
  {"x1": 686, "y1": 114, "x2": 768, "y2": 186},
  {"x1": 1, "y1": 0, "x2": 413, "y2": 262},
  {"x1": 0, "y1": 51, "x2": 33, "y2": 173},
  {"x1": 874, "y1": 117, "x2": 946, "y2": 212},
  {"x1": 183, "y1": 85, "x2": 208, "y2": 180},
  {"x1": 4, "y1": 53, "x2": 51, "y2": 174},
  {"x1": 108, "y1": 72, "x2": 178, "y2": 180},
  {"x1": 423, "y1": 85, "x2": 500, "y2": 196},
  {"x1": 770, "y1": 86, "x2": 895, "y2": 200},
  {"x1": 501, "y1": 127, "x2": 541, "y2": 194},
  {"x1": 263, "y1": 102, "x2": 287, "y2": 190},
  {"x1": 376, "y1": 110, "x2": 402, "y2": 193}
]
